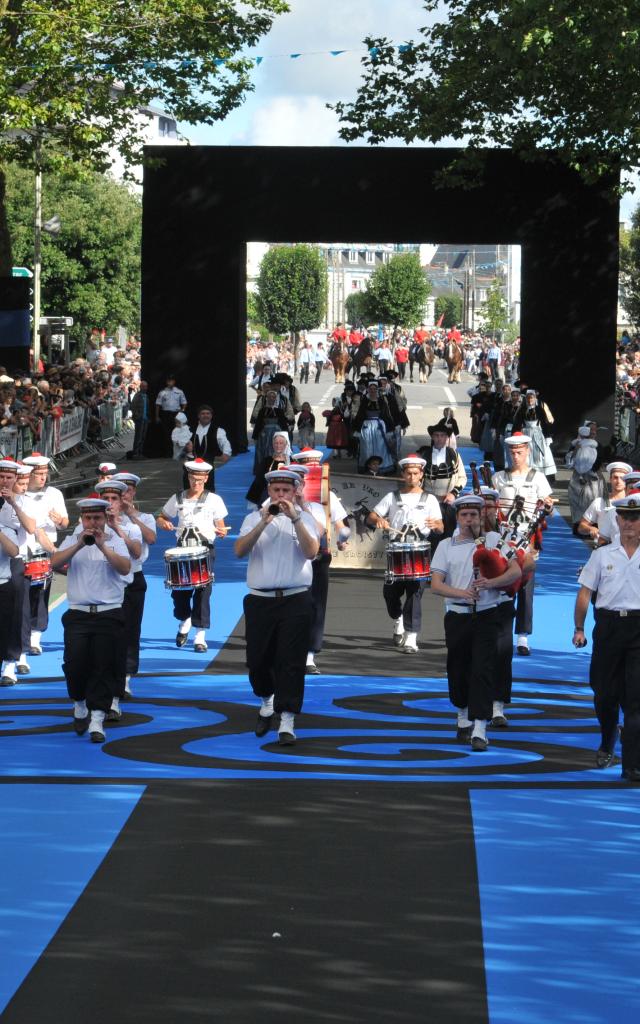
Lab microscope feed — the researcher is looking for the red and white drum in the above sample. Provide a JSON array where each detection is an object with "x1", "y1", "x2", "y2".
[
  {"x1": 164, "y1": 546, "x2": 213, "y2": 590},
  {"x1": 303, "y1": 463, "x2": 329, "y2": 505},
  {"x1": 24, "y1": 551, "x2": 53, "y2": 586},
  {"x1": 384, "y1": 540, "x2": 431, "y2": 583}
]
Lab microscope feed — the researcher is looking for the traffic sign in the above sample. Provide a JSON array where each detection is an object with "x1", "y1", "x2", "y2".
[
  {"x1": 12, "y1": 267, "x2": 33, "y2": 278},
  {"x1": 40, "y1": 316, "x2": 73, "y2": 327}
]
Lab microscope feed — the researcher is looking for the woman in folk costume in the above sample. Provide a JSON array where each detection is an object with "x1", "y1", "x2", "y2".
[
  {"x1": 296, "y1": 402, "x2": 315, "y2": 449},
  {"x1": 246, "y1": 430, "x2": 291, "y2": 508},
  {"x1": 352, "y1": 381, "x2": 396, "y2": 474},
  {"x1": 250, "y1": 386, "x2": 294, "y2": 473},
  {"x1": 512, "y1": 389, "x2": 556, "y2": 477},
  {"x1": 323, "y1": 400, "x2": 350, "y2": 458},
  {"x1": 567, "y1": 424, "x2": 604, "y2": 528},
  {"x1": 435, "y1": 407, "x2": 460, "y2": 450}
]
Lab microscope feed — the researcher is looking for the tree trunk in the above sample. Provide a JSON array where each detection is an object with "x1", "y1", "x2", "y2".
[
  {"x1": 0, "y1": 165, "x2": 14, "y2": 275},
  {"x1": 293, "y1": 330, "x2": 299, "y2": 374}
]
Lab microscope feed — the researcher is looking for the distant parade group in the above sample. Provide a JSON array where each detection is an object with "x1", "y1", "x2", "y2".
[{"x1": 4, "y1": 323, "x2": 639, "y2": 784}]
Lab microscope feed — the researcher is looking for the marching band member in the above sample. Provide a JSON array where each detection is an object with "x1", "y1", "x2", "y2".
[
  {"x1": 96, "y1": 461, "x2": 117, "y2": 485},
  {"x1": 492, "y1": 432, "x2": 554, "y2": 656},
  {"x1": 430, "y1": 494, "x2": 521, "y2": 750},
  {"x1": 0, "y1": 511, "x2": 19, "y2": 682},
  {"x1": 591, "y1": 468, "x2": 640, "y2": 546},
  {"x1": 578, "y1": 462, "x2": 631, "y2": 546},
  {"x1": 367, "y1": 454, "x2": 443, "y2": 653},
  {"x1": 112, "y1": 472, "x2": 157, "y2": 697},
  {"x1": 156, "y1": 457, "x2": 228, "y2": 653},
  {"x1": 235, "y1": 468, "x2": 319, "y2": 745},
  {"x1": 289, "y1": 449, "x2": 351, "y2": 673},
  {"x1": 23, "y1": 452, "x2": 69, "y2": 655},
  {"x1": 50, "y1": 494, "x2": 131, "y2": 743},
  {"x1": 0, "y1": 459, "x2": 38, "y2": 685},
  {"x1": 480, "y1": 485, "x2": 517, "y2": 727}
]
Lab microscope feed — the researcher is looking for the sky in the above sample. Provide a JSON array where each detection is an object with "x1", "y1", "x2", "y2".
[{"x1": 178, "y1": 0, "x2": 636, "y2": 222}]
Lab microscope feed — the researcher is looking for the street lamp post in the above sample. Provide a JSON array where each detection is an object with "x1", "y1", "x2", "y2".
[{"x1": 32, "y1": 153, "x2": 42, "y2": 369}]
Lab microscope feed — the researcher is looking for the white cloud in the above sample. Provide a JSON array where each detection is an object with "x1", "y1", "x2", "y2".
[{"x1": 236, "y1": 94, "x2": 343, "y2": 146}]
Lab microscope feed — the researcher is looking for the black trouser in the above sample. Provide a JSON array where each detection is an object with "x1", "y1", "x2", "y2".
[
  {"x1": 409, "y1": 358, "x2": 416, "y2": 380},
  {"x1": 30, "y1": 579, "x2": 51, "y2": 633},
  {"x1": 443, "y1": 607, "x2": 498, "y2": 721},
  {"x1": 300, "y1": 363, "x2": 310, "y2": 384},
  {"x1": 124, "y1": 571, "x2": 147, "y2": 675},
  {"x1": 488, "y1": 358, "x2": 499, "y2": 381},
  {"x1": 514, "y1": 569, "x2": 534, "y2": 635},
  {"x1": 158, "y1": 409, "x2": 179, "y2": 456},
  {"x1": 6, "y1": 559, "x2": 28, "y2": 661},
  {"x1": 378, "y1": 359, "x2": 390, "y2": 375},
  {"x1": 172, "y1": 582, "x2": 212, "y2": 629},
  {"x1": 590, "y1": 610, "x2": 640, "y2": 770},
  {"x1": 243, "y1": 590, "x2": 312, "y2": 715},
  {"x1": 62, "y1": 608, "x2": 126, "y2": 712},
  {"x1": 310, "y1": 555, "x2": 331, "y2": 653},
  {"x1": 132, "y1": 418, "x2": 148, "y2": 456},
  {"x1": 383, "y1": 579, "x2": 426, "y2": 632},
  {"x1": 314, "y1": 361, "x2": 323, "y2": 383},
  {"x1": 494, "y1": 599, "x2": 515, "y2": 703},
  {"x1": 0, "y1": 580, "x2": 14, "y2": 661}
]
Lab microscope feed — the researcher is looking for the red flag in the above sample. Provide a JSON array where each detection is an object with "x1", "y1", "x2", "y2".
[{"x1": 436, "y1": 313, "x2": 445, "y2": 327}]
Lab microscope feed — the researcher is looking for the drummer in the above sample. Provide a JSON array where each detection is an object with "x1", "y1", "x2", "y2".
[
  {"x1": 96, "y1": 461, "x2": 117, "y2": 484},
  {"x1": 22, "y1": 452, "x2": 69, "y2": 656},
  {"x1": 367, "y1": 454, "x2": 443, "y2": 653},
  {"x1": 156, "y1": 457, "x2": 229, "y2": 653}
]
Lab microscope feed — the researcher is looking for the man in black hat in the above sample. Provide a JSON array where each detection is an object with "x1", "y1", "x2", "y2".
[{"x1": 418, "y1": 425, "x2": 467, "y2": 537}]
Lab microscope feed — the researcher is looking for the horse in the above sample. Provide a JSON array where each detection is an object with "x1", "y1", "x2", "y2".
[
  {"x1": 329, "y1": 340, "x2": 350, "y2": 383},
  {"x1": 444, "y1": 341, "x2": 463, "y2": 383},
  {"x1": 351, "y1": 336, "x2": 374, "y2": 378},
  {"x1": 417, "y1": 343, "x2": 435, "y2": 382}
]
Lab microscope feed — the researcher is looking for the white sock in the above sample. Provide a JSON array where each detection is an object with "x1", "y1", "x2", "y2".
[
  {"x1": 89, "y1": 710, "x2": 105, "y2": 730},
  {"x1": 306, "y1": 652, "x2": 315, "y2": 666},
  {"x1": 493, "y1": 701, "x2": 504, "y2": 718},
  {"x1": 18, "y1": 652, "x2": 29, "y2": 666},
  {"x1": 3, "y1": 661, "x2": 16, "y2": 679},
  {"x1": 124, "y1": 675, "x2": 132, "y2": 694},
  {"x1": 74, "y1": 700, "x2": 88, "y2": 719},
  {"x1": 179, "y1": 618, "x2": 192, "y2": 635},
  {"x1": 472, "y1": 719, "x2": 487, "y2": 740},
  {"x1": 194, "y1": 629, "x2": 206, "y2": 645},
  {"x1": 260, "y1": 695, "x2": 274, "y2": 717},
  {"x1": 31, "y1": 630, "x2": 42, "y2": 647},
  {"x1": 279, "y1": 710, "x2": 295, "y2": 734},
  {"x1": 393, "y1": 616, "x2": 405, "y2": 635},
  {"x1": 110, "y1": 697, "x2": 120, "y2": 712},
  {"x1": 517, "y1": 634, "x2": 529, "y2": 647},
  {"x1": 404, "y1": 632, "x2": 418, "y2": 648},
  {"x1": 457, "y1": 708, "x2": 472, "y2": 728}
]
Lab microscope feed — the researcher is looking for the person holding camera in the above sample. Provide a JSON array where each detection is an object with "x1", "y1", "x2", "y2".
[
  {"x1": 156, "y1": 458, "x2": 228, "y2": 653},
  {"x1": 50, "y1": 495, "x2": 131, "y2": 744},
  {"x1": 235, "y1": 468, "x2": 319, "y2": 745}
]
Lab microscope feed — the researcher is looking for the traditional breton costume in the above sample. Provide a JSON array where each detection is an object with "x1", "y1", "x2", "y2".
[
  {"x1": 238, "y1": 468, "x2": 317, "y2": 744},
  {"x1": 511, "y1": 390, "x2": 556, "y2": 476},
  {"x1": 250, "y1": 389, "x2": 294, "y2": 473},
  {"x1": 23, "y1": 452, "x2": 68, "y2": 655},
  {"x1": 58, "y1": 496, "x2": 131, "y2": 743},
  {"x1": 372, "y1": 454, "x2": 442, "y2": 653},
  {"x1": 418, "y1": 425, "x2": 468, "y2": 537},
  {"x1": 352, "y1": 386, "x2": 395, "y2": 474},
  {"x1": 160, "y1": 458, "x2": 228, "y2": 652},
  {"x1": 567, "y1": 425, "x2": 604, "y2": 525},
  {"x1": 181, "y1": 414, "x2": 232, "y2": 491}
]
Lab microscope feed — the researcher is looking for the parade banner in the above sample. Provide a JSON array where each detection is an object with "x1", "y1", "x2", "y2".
[
  {"x1": 329, "y1": 472, "x2": 403, "y2": 570},
  {"x1": 55, "y1": 406, "x2": 86, "y2": 452}
]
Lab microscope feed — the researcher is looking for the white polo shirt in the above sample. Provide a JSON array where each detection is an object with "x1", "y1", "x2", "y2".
[
  {"x1": 594, "y1": 504, "x2": 620, "y2": 543},
  {"x1": 27, "y1": 485, "x2": 68, "y2": 542},
  {"x1": 59, "y1": 528, "x2": 130, "y2": 605},
  {"x1": 0, "y1": 525, "x2": 18, "y2": 582},
  {"x1": 125, "y1": 511, "x2": 156, "y2": 571},
  {"x1": 492, "y1": 468, "x2": 552, "y2": 504},
  {"x1": 239, "y1": 507, "x2": 317, "y2": 590},
  {"x1": 161, "y1": 491, "x2": 228, "y2": 544},
  {"x1": 579, "y1": 540, "x2": 640, "y2": 610},
  {"x1": 373, "y1": 489, "x2": 441, "y2": 537},
  {"x1": 431, "y1": 531, "x2": 503, "y2": 613}
]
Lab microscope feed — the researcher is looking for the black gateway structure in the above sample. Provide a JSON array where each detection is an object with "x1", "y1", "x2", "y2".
[{"x1": 141, "y1": 147, "x2": 619, "y2": 450}]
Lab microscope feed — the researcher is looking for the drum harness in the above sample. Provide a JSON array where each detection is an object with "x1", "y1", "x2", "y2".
[{"x1": 174, "y1": 490, "x2": 212, "y2": 551}]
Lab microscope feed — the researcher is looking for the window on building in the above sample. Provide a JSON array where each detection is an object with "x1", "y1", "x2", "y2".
[
  {"x1": 352, "y1": 280, "x2": 361, "y2": 290},
  {"x1": 348, "y1": 250, "x2": 358, "y2": 264},
  {"x1": 158, "y1": 116, "x2": 177, "y2": 138},
  {"x1": 366, "y1": 250, "x2": 375, "y2": 264}
]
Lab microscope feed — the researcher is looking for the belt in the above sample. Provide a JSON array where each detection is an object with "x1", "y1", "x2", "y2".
[
  {"x1": 447, "y1": 603, "x2": 498, "y2": 615},
  {"x1": 68, "y1": 603, "x2": 122, "y2": 614},
  {"x1": 248, "y1": 587, "x2": 309, "y2": 599},
  {"x1": 597, "y1": 608, "x2": 640, "y2": 618}
]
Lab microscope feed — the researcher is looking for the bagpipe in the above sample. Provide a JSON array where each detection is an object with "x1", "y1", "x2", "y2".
[
  {"x1": 472, "y1": 500, "x2": 554, "y2": 597},
  {"x1": 469, "y1": 460, "x2": 494, "y2": 493}
]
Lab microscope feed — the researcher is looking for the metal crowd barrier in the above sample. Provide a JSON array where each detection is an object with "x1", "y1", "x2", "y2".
[{"x1": 0, "y1": 401, "x2": 129, "y2": 465}]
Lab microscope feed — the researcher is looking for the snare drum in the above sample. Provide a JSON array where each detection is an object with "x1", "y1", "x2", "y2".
[
  {"x1": 384, "y1": 540, "x2": 431, "y2": 584},
  {"x1": 24, "y1": 551, "x2": 53, "y2": 586},
  {"x1": 164, "y1": 546, "x2": 213, "y2": 590}
]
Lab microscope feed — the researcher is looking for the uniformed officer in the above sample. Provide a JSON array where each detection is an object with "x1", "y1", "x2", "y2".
[
  {"x1": 367, "y1": 454, "x2": 444, "y2": 652},
  {"x1": 155, "y1": 374, "x2": 188, "y2": 456},
  {"x1": 235, "y1": 468, "x2": 319, "y2": 745},
  {"x1": 23, "y1": 452, "x2": 69, "y2": 655},
  {"x1": 50, "y1": 495, "x2": 131, "y2": 743},
  {"x1": 430, "y1": 494, "x2": 522, "y2": 749},
  {"x1": 574, "y1": 494, "x2": 640, "y2": 780}
]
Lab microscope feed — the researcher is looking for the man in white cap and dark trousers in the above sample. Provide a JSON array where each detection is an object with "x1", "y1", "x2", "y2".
[
  {"x1": 367, "y1": 454, "x2": 444, "y2": 653},
  {"x1": 50, "y1": 494, "x2": 131, "y2": 742},
  {"x1": 0, "y1": 458, "x2": 40, "y2": 684},
  {"x1": 235, "y1": 468, "x2": 319, "y2": 745},
  {"x1": 574, "y1": 494, "x2": 640, "y2": 780},
  {"x1": 157, "y1": 457, "x2": 229, "y2": 652},
  {"x1": 581, "y1": 465, "x2": 636, "y2": 546},
  {"x1": 492, "y1": 432, "x2": 554, "y2": 656},
  {"x1": 113, "y1": 471, "x2": 157, "y2": 697},
  {"x1": 430, "y1": 494, "x2": 522, "y2": 750},
  {"x1": 23, "y1": 451, "x2": 69, "y2": 655},
  {"x1": 0, "y1": 506, "x2": 19, "y2": 682},
  {"x1": 289, "y1": 450, "x2": 351, "y2": 674}
]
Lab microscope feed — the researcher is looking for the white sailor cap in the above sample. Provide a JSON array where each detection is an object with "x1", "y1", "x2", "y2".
[
  {"x1": 264, "y1": 469, "x2": 300, "y2": 485},
  {"x1": 613, "y1": 496, "x2": 640, "y2": 512},
  {"x1": 0, "y1": 458, "x2": 19, "y2": 471},
  {"x1": 16, "y1": 463, "x2": 33, "y2": 476},
  {"x1": 623, "y1": 471, "x2": 640, "y2": 484},
  {"x1": 112, "y1": 472, "x2": 141, "y2": 486},
  {"x1": 22, "y1": 452, "x2": 50, "y2": 467},
  {"x1": 184, "y1": 458, "x2": 213, "y2": 474},
  {"x1": 95, "y1": 479, "x2": 127, "y2": 494},
  {"x1": 453, "y1": 494, "x2": 485, "y2": 510},
  {"x1": 479, "y1": 486, "x2": 500, "y2": 500},
  {"x1": 175, "y1": 412, "x2": 188, "y2": 423},
  {"x1": 504, "y1": 432, "x2": 532, "y2": 447},
  {"x1": 97, "y1": 462, "x2": 117, "y2": 474},
  {"x1": 606, "y1": 462, "x2": 633, "y2": 475},
  {"x1": 292, "y1": 447, "x2": 323, "y2": 462},
  {"x1": 398, "y1": 453, "x2": 427, "y2": 469},
  {"x1": 77, "y1": 494, "x2": 109, "y2": 511},
  {"x1": 288, "y1": 463, "x2": 310, "y2": 476}
]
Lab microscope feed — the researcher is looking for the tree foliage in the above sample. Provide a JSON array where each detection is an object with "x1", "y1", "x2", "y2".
[
  {"x1": 0, "y1": 0, "x2": 287, "y2": 271},
  {"x1": 365, "y1": 252, "x2": 430, "y2": 329},
  {"x1": 335, "y1": 1, "x2": 638, "y2": 190},
  {"x1": 620, "y1": 214, "x2": 640, "y2": 330},
  {"x1": 5, "y1": 163, "x2": 141, "y2": 340},
  {"x1": 256, "y1": 245, "x2": 328, "y2": 338},
  {"x1": 344, "y1": 289, "x2": 372, "y2": 327},
  {"x1": 478, "y1": 279, "x2": 509, "y2": 338},
  {"x1": 434, "y1": 293, "x2": 462, "y2": 329}
]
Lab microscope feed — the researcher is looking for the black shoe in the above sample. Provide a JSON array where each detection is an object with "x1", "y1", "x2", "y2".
[
  {"x1": 621, "y1": 768, "x2": 640, "y2": 783},
  {"x1": 255, "y1": 713, "x2": 274, "y2": 738},
  {"x1": 90, "y1": 729, "x2": 105, "y2": 744},
  {"x1": 456, "y1": 725, "x2": 473, "y2": 741},
  {"x1": 278, "y1": 730, "x2": 296, "y2": 746},
  {"x1": 595, "y1": 748, "x2": 614, "y2": 769},
  {"x1": 491, "y1": 714, "x2": 508, "y2": 728},
  {"x1": 0, "y1": 675, "x2": 16, "y2": 687},
  {"x1": 306, "y1": 663, "x2": 321, "y2": 675},
  {"x1": 516, "y1": 644, "x2": 530, "y2": 656},
  {"x1": 29, "y1": 645, "x2": 42, "y2": 656},
  {"x1": 194, "y1": 642, "x2": 208, "y2": 653},
  {"x1": 471, "y1": 735, "x2": 489, "y2": 751},
  {"x1": 105, "y1": 708, "x2": 122, "y2": 723},
  {"x1": 176, "y1": 632, "x2": 188, "y2": 648},
  {"x1": 73, "y1": 715, "x2": 90, "y2": 735},
  {"x1": 16, "y1": 664, "x2": 30, "y2": 676},
  {"x1": 393, "y1": 633, "x2": 406, "y2": 648}
]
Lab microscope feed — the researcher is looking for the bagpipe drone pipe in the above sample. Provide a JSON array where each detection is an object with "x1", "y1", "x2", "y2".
[{"x1": 472, "y1": 501, "x2": 554, "y2": 597}]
